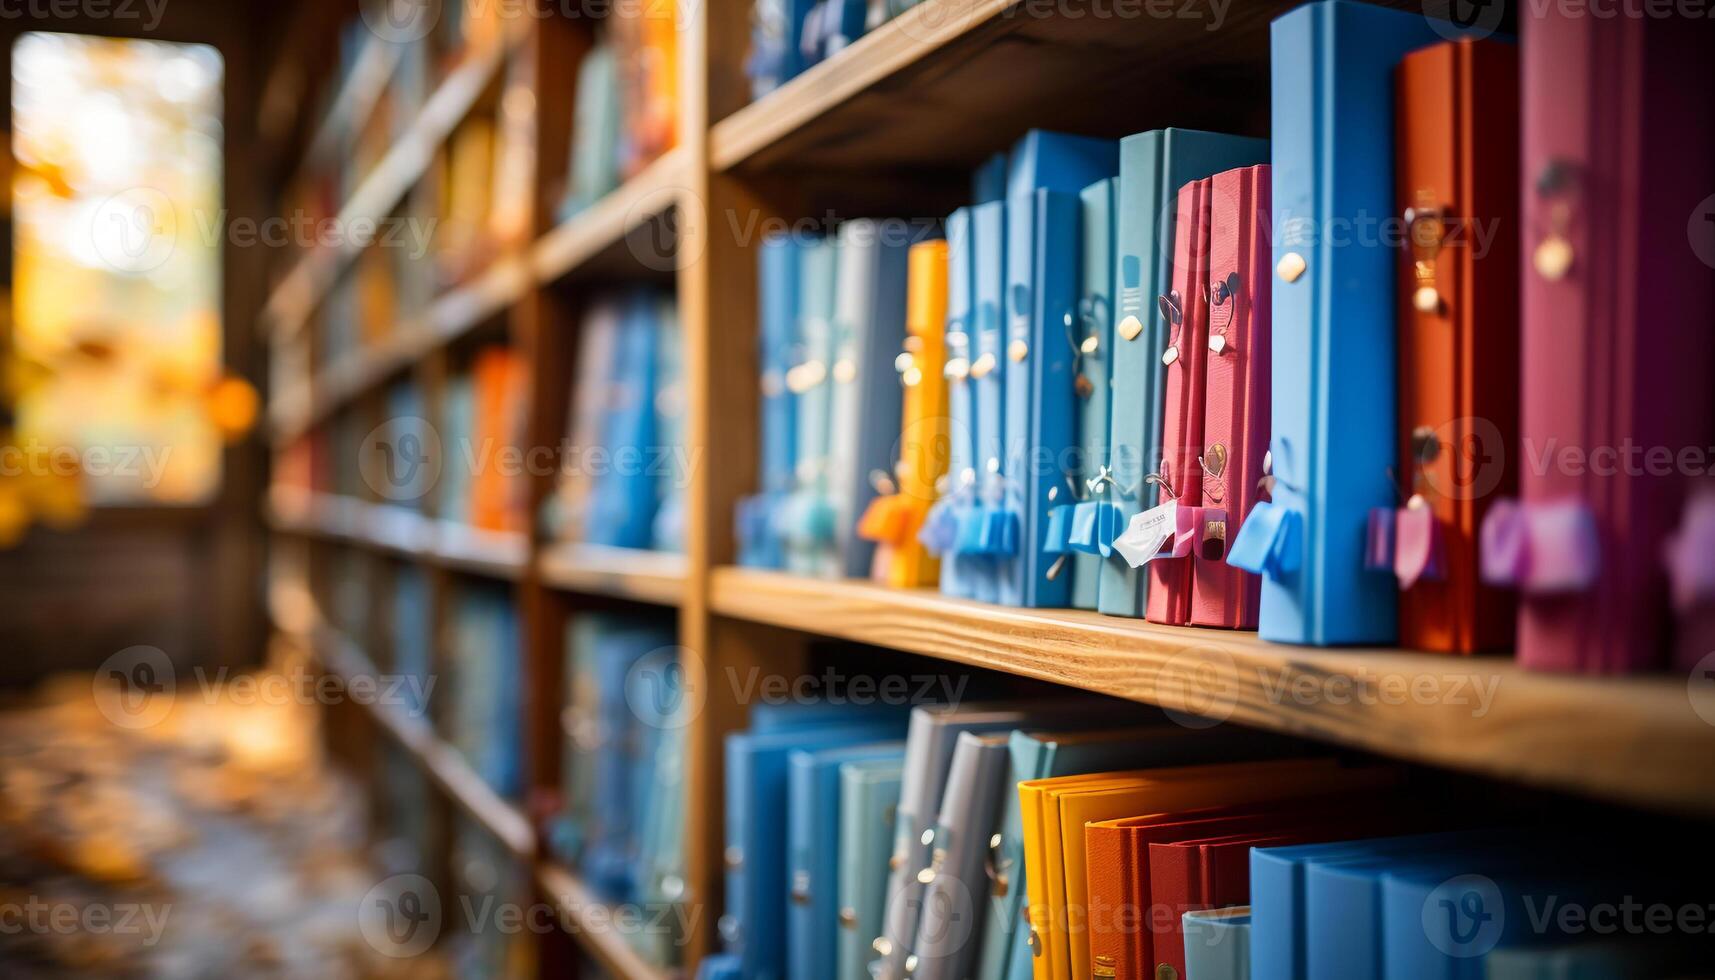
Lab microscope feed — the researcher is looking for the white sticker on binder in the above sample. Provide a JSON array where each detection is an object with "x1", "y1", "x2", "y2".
[{"x1": 1112, "y1": 501, "x2": 1178, "y2": 568}]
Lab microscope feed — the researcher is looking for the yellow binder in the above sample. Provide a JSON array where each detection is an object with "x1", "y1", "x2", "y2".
[
  {"x1": 1020, "y1": 759, "x2": 1398, "y2": 980},
  {"x1": 857, "y1": 239, "x2": 949, "y2": 587}
]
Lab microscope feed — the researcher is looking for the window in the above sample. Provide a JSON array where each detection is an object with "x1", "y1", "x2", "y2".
[{"x1": 10, "y1": 32, "x2": 227, "y2": 506}]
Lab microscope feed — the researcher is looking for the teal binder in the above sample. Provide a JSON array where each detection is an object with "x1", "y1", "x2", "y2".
[
  {"x1": 967, "y1": 200, "x2": 1007, "y2": 604},
  {"x1": 1098, "y1": 129, "x2": 1268, "y2": 618},
  {"x1": 1070, "y1": 178, "x2": 1117, "y2": 611},
  {"x1": 1182, "y1": 907, "x2": 1251, "y2": 980},
  {"x1": 836, "y1": 757, "x2": 905, "y2": 980},
  {"x1": 786, "y1": 238, "x2": 841, "y2": 577}
]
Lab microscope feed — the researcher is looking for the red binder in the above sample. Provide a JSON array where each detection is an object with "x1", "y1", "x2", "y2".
[
  {"x1": 1146, "y1": 177, "x2": 1212, "y2": 626},
  {"x1": 1503, "y1": 9, "x2": 1715, "y2": 672},
  {"x1": 1191, "y1": 164, "x2": 1272, "y2": 629},
  {"x1": 1393, "y1": 38, "x2": 1520, "y2": 654}
]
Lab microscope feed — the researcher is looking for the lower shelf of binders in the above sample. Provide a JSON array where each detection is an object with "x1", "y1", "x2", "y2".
[{"x1": 708, "y1": 566, "x2": 1715, "y2": 817}]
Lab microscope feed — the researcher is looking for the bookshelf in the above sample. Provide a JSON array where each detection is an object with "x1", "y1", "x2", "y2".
[{"x1": 261, "y1": 0, "x2": 1715, "y2": 977}]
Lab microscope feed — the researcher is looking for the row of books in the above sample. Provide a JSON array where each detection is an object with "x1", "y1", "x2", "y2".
[
  {"x1": 546, "y1": 289, "x2": 687, "y2": 553},
  {"x1": 698, "y1": 699, "x2": 1708, "y2": 980},
  {"x1": 560, "y1": 2, "x2": 681, "y2": 218},
  {"x1": 747, "y1": 0, "x2": 919, "y2": 98},
  {"x1": 738, "y1": 0, "x2": 1715, "y2": 674},
  {"x1": 549, "y1": 613, "x2": 688, "y2": 969}
]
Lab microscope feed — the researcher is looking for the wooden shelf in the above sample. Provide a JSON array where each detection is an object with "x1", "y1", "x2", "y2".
[
  {"x1": 306, "y1": 624, "x2": 536, "y2": 858},
  {"x1": 537, "y1": 541, "x2": 688, "y2": 606},
  {"x1": 708, "y1": 567, "x2": 1715, "y2": 817},
  {"x1": 264, "y1": 36, "x2": 516, "y2": 340},
  {"x1": 710, "y1": 0, "x2": 1302, "y2": 181},
  {"x1": 532, "y1": 147, "x2": 689, "y2": 285},
  {"x1": 536, "y1": 863, "x2": 680, "y2": 980},
  {"x1": 267, "y1": 489, "x2": 527, "y2": 580}
]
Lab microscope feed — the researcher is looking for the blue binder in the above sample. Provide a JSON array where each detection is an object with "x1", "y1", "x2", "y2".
[
  {"x1": 724, "y1": 718, "x2": 910, "y2": 980},
  {"x1": 1182, "y1": 907, "x2": 1251, "y2": 980},
  {"x1": 1251, "y1": 0, "x2": 1449, "y2": 644},
  {"x1": 1068, "y1": 178, "x2": 1118, "y2": 611},
  {"x1": 787, "y1": 741, "x2": 906, "y2": 980},
  {"x1": 933, "y1": 208, "x2": 980, "y2": 599},
  {"x1": 786, "y1": 238, "x2": 841, "y2": 577},
  {"x1": 972, "y1": 152, "x2": 1008, "y2": 205},
  {"x1": 747, "y1": 0, "x2": 818, "y2": 98},
  {"x1": 964, "y1": 200, "x2": 1007, "y2": 603},
  {"x1": 1098, "y1": 128, "x2": 1268, "y2": 617},
  {"x1": 695, "y1": 952, "x2": 743, "y2": 980},
  {"x1": 836, "y1": 758, "x2": 905, "y2": 980},
  {"x1": 1250, "y1": 832, "x2": 1511, "y2": 980},
  {"x1": 739, "y1": 234, "x2": 802, "y2": 569}
]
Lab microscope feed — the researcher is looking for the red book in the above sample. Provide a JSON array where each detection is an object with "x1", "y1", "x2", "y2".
[
  {"x1": 1191, "y1": 164, "x2": 1272, "y2": 628},
  {"x1": 1147, "y1": 177, "x2": 1212, "y2": 626}
]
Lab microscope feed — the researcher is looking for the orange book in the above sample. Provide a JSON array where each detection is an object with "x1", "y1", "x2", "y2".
[
  {"x1": 468, "y1": 347, "x2": 528, "y2": 532},
  {"x1": 858, "y1": 240, "x2": 950, "y2": 586}
]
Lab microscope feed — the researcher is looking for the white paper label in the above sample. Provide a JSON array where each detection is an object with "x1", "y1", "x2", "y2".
[{"x1": 1113, "y1": 501, "x2": 1178, "y2": 568}]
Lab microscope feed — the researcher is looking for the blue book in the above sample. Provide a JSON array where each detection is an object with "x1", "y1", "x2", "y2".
[
  {"x1": 786, "y1": 238, "x2": 841, "y2": 577},
  {"x1": 747, "y1": 0, "x2": 818, "y2": 97},
  {"x1": 965, "y1": 200, "x2": 1007, "y2": 603},
  {"x1": 740, "y1": 233, "x2": 804, "y2": 568},
  {"x1": 651, "y1": 295, "x2": 687, "y2": 552},
  {"x1": 588, "y1": 291, "x2": 662, "y2": 549},
  {"x1": 1098, "y1": 128, "x2": 1267, "y2": 618},
  {"x1": 936, "y1": 208, "x2": 980, "y2": 599},
  {"x1": 391, "y1": 565, "x2": 431, "y2": 715},
  {"x1": 582, "y1": 620, "x2": 674, "y2": 900},
  {"x1": 972, "y1": 151, "x2": 1008, "y2": 204},
  {"x1": 1068, "y1": 178, "x2": 1118, "y2": 611},
  {"x1": 1000, "y1": 188, "x2": 1086, "y2": 608},
  {"x1": 787, "y1": 741, "x2": 906, "y2": 980},
  {"x1": 724, "y1": 718, "x2": 911, "y2": 980},
  {"x1": 1250, "y1": 0, "x2": 1451, "y2": 644}
]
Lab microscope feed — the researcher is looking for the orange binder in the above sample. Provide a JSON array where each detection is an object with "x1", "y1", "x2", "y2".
[
  {"x1": 1392, "y1": 38, "x2": 1520, "y2": 653},
  {"x1": 858, "y1": 240, "x2": 949, "y2": 587},
  {"x1": 469, "y1": 347, "x2": 528, "y2": 532}
]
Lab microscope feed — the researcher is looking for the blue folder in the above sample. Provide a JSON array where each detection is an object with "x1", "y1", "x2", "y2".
[
  {"x1": 1098, "y1": 128, "x2": 1268, "y2": 617},
  {"x1": 965, "y1": 200, "x2": 1007, "y2": 603},
  {"x1": 1250, "y1": 0, "x2": 1450, "y2": 644},
  {"x1": 1068, "y1": 178, "x2": 1118, "y2": 610},
  {"x1": 787, "y1": 741, "x2": 906, "y2": 980},
  {"x1": 739, "y1": 233, "x2": 803, "y2": 569},
  {"x1": 724, "y1": 718, "x2": 910, "y2": 980},
  {"x1": 1000, "y1": 189, "x2": 1084, "y2": 607},
  {"x1": 935, "y1": 208, "x2": 981, "y2": 599},
  {"x1": 998, "y1": 130, "x2": 1117, "y2": 608}
]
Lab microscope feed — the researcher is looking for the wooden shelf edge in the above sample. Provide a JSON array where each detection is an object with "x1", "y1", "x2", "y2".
[
  {"x1": 536, "y1": 863, "x2": 681, "y2": 980},
  {"x1": 264, "y1": 34, "x2": 520, "y2": 339},
  {"x1": 708, "y1": 567, "x2": 1715, "y2": 817},
  {"x1": 537, "y1": 541, "x2": 688, "y2": 606},
  {"x1": 709, "y1": 0, "x2": 1017, "y2": 171},
  {"x1": 266, "y1": 489, "x2": 527, "y2": 580},
  {"x1": 304, "y1": 624, "x2": 537, "y2": 858},
  {"x1": 532, "y1": 147, "x2": 689, "y2": 284}
]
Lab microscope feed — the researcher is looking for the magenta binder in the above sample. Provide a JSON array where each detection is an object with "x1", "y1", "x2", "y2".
[{"x1": 1493, "y1": 10, "x2": 1715, "y2": 672}]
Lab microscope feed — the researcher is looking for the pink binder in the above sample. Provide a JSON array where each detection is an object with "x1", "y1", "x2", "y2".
[
  {"x1": 1498, "y1": 10, "x2": 1715, "y2": 672},
  {"x1": 1146, "y1": 177, "x2": 1212, "y2": 626},
  {"x1": 1190, "y1": 165, "x2": 1271, "y2": 629}
]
